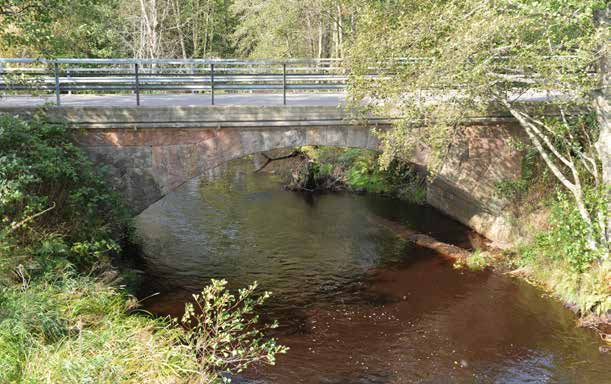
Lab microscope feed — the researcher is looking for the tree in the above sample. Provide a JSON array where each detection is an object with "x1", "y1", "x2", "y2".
[
  {"x1": 0, "y1": 0, "x2": 127, "y2": 57},
  {"x1": 230, "y1": 0, "x2": 358, "y2": 58},
  {"x1": 118, "y1": 0, "x2": 236, "y2": 59},
  {"x1": 347, "y1": 0, "x2": 609, "y2": 257}
]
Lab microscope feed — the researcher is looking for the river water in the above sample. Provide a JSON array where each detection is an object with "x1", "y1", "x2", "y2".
[{"x1": 135, "y1": 160, "x2": 609, "y2": 383}]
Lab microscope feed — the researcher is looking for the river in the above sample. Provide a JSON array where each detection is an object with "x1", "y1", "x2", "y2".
[{"x1": 135, "y1": 159, "x2": 609, "y2": 383}]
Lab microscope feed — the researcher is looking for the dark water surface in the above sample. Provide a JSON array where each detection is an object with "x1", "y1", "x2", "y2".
[{"x1": 135, "y1": 161, "x2": 609, "y2": 383}]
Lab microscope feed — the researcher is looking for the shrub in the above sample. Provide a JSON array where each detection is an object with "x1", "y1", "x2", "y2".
[
  {"x1": 0, "y1": 113, "x2": 130, "y2": 278},
  {"x1": 516, "y1": 190, "x2": 610, "y2": 315},
  {"x1": 520, "y1": 190, "x2": 606, "y2": 273},
  {"x1": 180, "y1": 279, "x2": 288, "y2": 382},
  {"x1": 464, "y1": 249, "x2": 490, "y2": 271}
]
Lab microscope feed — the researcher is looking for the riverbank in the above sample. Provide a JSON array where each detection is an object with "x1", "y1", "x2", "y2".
[{"x1": 0, "y1": 114, "x2": 196, "y2": 382}]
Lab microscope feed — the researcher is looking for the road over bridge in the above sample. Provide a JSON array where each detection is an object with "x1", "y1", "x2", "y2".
[{"x1": 0, "y1": 93, "x2": 346, "y2": 107}]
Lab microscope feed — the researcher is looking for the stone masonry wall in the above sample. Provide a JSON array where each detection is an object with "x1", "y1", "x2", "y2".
[
  {"x1": 426, "y1": 123, "x2": 526, "y2": 248},
  {"x1": 76, "y1": 124, "x2": 381, "y2": 214},
  {"x1": 76, "y1": 121, "x2": 526, "y2": 248}
]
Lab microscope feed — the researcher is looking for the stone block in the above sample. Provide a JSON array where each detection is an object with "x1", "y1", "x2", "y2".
[
  {"x1": 83, "y1": 145, "x2": 152, "y2": 169},
  {"x1": 240, "y1": 129, "x2": 265, "y2": 155},
  {"x1": 216, "y1": 129, "x2": 245, "y2": 162},
  {"x1": 305, "y1": 127, "x2": 325, "y2": 146},
  {"x1": 344, "y1": 126, "x2": 371, "y2": 149},
  {"x1": 260, "y1": 128, "x2": 306, "y2": 151},
  {"x1": 324, "y1": 126, "x2": 348, "y2": 147}
]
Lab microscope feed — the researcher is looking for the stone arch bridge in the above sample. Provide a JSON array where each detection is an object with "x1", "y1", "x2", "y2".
[{"x1": 2, "y1": 104, "x2": 525, "y2": 246}]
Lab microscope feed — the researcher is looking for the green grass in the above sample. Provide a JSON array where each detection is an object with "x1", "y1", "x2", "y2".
[
  {"x1": 512, "y1": 251, "x2": 611, "y2": 316},
  {"x1": 463, "y1": 249, "x2": 490, "y2": 271},
  {"x1": 0, "y1": 274, "x2": 199, "y2": 384}
]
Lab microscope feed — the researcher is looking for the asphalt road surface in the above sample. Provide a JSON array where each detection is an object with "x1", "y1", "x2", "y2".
[{"x1": 0, "y1": 93, "x2": 346, "y2": 107}]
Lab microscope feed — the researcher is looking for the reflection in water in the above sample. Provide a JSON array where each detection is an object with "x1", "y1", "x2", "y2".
[{"x1": 135, "y1": 160, "x2": 609, "y2": 384}]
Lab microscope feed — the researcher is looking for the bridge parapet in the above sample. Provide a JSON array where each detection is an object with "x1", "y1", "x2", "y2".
[{"x1": 2, "y1": 105, "x2": 389, "y2": 129}]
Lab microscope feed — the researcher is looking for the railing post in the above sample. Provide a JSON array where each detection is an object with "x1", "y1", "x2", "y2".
[
  {"x1": 134, "y1": 62, "x2": 140, "y2": 106},
  {"x1": 67, "y1": 69, "x2": 71, "y2": 95},
  {"x1": 0, "y1": 62, "x2": 4, "y2": 99},
  {"x1": 53, "y1": 62, "x2": 60, "y2": 106},
  {"x1": 210, "y1": 63, "x2": 215, "y2": 105},
  {"x1": 283, "y1": 63, "x2": 287, "y2": 105}
]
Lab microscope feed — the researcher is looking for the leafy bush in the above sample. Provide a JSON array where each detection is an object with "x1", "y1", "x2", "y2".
[
  {"x1": 180, "y1": 279, "x2": 288, "y2": 382},
  {"x1": 0, "y1": 113, "x2": 130, "y2": 278},
  {"x1": 520, "y1": 190, "x2": 606, "y2": 273},
  {"x1": 345, "y1": 155, "x2": 386, "y2": 193}
]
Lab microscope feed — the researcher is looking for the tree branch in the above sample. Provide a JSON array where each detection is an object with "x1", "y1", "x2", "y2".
[
  {"x1": 5, "y1": 202, "x2": 56, "y2": 236},
  {"x1": 254, "y1": 150, "x2": 302, "y2": 172}
]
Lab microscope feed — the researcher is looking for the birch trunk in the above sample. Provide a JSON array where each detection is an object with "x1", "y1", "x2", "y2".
[{"x1": 594, "y1": 8, "x2": 610, "y2": 255}]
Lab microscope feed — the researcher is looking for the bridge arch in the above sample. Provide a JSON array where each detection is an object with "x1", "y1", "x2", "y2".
[{"x1": 80, "y1": 122, "x2": 391, "y2": 214}]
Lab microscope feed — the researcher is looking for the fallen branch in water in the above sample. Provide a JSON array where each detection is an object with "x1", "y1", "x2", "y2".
[
  {"x1": 369, "y1": 215, "x2": 471, "y2": 261},
  {"x1": 254, "y1": 150, "x2": 303, "y2": 173}
]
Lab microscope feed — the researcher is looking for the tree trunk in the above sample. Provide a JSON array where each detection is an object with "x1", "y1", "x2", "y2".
[
  {"x1": 594, "y1": 7, "x2": 610, "y2": 253},
  {"x1": 337, "y1": 3, "x2": 343, "y2": 58},
  {"x1": 172, "y1": 0, "x2": 187, "y2": 59},
  {"x1": 370, "y1": 216, "x2": 471, "y2": 261},
  {"x1": 504, "y1": 101, "x2": 599, "y2": 251},
  {"x1": 318, "y1": 18, "x2": 323, "y2": 59}
]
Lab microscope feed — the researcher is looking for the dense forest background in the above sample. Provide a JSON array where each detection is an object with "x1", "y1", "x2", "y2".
[{"x1": 0, "y1": 0, "x2": 363, "y2": 58}]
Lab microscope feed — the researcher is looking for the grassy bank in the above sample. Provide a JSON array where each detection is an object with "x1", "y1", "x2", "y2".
[
  {"x1": 0, "y1": 114, "x2": 285, "y2": 383},
  {"x1": 511, "y1": 193, "x2": 610, "y2": 322},
  {"x1": 466, "y1": 166, "x2": 610, "y2": 327},
  {"x1": 0, "y1": 274, "x2": 199, "y2": 383}
]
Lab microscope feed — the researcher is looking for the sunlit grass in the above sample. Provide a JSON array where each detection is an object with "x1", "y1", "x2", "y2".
[
  {"x1": 0, "y1": 274, "x2": 199, "y2": 384},
  {"x1": 515, "y1": 258, "x2": 611, "y2": 317}
]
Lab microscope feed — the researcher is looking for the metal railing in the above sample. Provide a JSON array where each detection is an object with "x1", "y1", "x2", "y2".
[
  {"x1": 1, "y1": 57, "x2": 586, "y2": 107},
  {"x1": 0, "y1": 58, "x2": 353, "y2": 106}
]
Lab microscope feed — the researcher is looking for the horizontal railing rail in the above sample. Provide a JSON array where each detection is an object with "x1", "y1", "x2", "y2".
[{"x1": 0, "y1": 58, "x2": 360, "y2": 106}]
